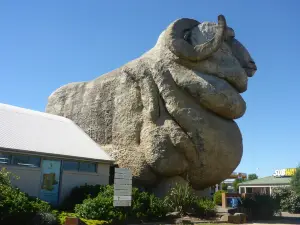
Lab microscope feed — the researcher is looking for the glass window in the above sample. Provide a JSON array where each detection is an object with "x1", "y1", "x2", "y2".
[
  {"x1": 79, "y1": 162, "x2": 96, "y2": 173},
  {"x1": 0, "y1": 153, "x2": 11, "y2": 164},
  {"x1": 246, "y1": 187, "x2": 253, "y2": 193},
  {"x1": 12, "y1": 155, "x2": 40, "y2": 168},
  {"x1": 63, "y1": 161, "x2": 79, "y2": 171}
]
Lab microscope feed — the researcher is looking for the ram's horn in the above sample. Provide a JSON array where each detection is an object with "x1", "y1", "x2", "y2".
[{"x1": 164, "y1": 15, "x2": 227, "y2": 61}]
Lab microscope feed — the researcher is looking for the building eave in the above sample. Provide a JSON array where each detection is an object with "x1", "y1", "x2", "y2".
[
  {"x1": 0, "y1": 147, "x2": 115, "y2": 164},
  {"x1": 238, "y1": 183, "x2": 290, "y2": 187}
]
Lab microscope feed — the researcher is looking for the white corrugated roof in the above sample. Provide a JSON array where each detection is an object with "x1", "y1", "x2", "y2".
[{"x1": 0, "y1": 103, "x2": 113, "y2": 162}]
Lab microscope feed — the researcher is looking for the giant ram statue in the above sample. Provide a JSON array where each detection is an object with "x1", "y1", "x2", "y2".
[{"x1": 46, "y1": 15, "x2": 257, "y2": 195}]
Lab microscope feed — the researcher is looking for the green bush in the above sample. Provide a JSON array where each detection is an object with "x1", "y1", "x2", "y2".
[
  {"x1": 75, "y1": 194, "x2": 122, "y2": 221},
  {"x1": 0, "y1": 168, "x2": 52, "y2": 225},
  {"x1": 29, "y1": 197, "x2": 52, "y2": 213},
  {"x1": 31, "y1": 212, "x2": 58, "y2": 225},
  {"x1": 147, "y1": 194, "x2": 168, "y2": 219},
  {"x1": 0, "y1": 185, "x2": 51, "y2": 220},
  {"x1": 59, "y1": 184, "x2": 103, "y2": 211},
  {"x1": 291, "y1": 166, "x2": 300, "y2": 194},
  {"x1": 78, "y1": 219, "x2": 109, "y2": 225},
  {"x1": 195, "y1": 198, "x2": 216, "y2": 218},
  {"x1": 57, "y1": 212, "x2": 76, "y2": 225},
  {"x1": 130, "y1": 188, "x2": 167, "y2": 220},
  {"x1": 213, "y1": 190, "x2": 226, "y2": 205},
  {"x1": 241, "y1": 194, "x2": 280, "y2": 220},
  {"x1": 57, "y1": 212, "x2": 109, "y2": 225},
  {"x1": 0, "y1": 168, "x2": 18, "y2": 186},
  {"x1": 272, "y1": 187, "x2": 300, "y2": 213},
  {"x1": 164, "y1": 183, "x2": 196, "y2": 215},
  {"x1": 75, "y1": 185, "x2": 166, "y2": 222}
]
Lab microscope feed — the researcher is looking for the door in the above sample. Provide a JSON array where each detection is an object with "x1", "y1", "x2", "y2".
[{"x1": 40, "y1": 160, "x2": 62, "y2": 205}]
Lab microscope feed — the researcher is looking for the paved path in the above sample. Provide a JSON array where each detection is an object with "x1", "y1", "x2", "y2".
[{"x1": 245, "y1": 212, "x2": 300, "y2": 225}]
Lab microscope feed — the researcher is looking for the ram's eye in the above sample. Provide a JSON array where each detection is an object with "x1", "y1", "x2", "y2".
[{"x1": 225, "y1": 37, "x2": 234, "y2": 46}]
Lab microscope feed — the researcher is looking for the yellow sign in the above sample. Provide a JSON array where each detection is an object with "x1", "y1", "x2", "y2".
[
  {"x1": 273, "y1": 168, "x2": 296, "y2": 177},
  {"x1": 286, "y1": 168, "x2": 296, "y2": 176}
]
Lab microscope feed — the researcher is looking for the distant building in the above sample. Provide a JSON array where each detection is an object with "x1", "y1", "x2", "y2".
[
  {"x1": 222, "y1": 179, "x2": 235, "y2": 192},
  {"x1": 0, "y1": 103, "x2": 114, "y2": 205},
  {"x1": 238, "y1": 168, "x2": 295, "y2": 195},
  {"x1": 212, "y1": 172, "x2": 247, "y2": 193}
]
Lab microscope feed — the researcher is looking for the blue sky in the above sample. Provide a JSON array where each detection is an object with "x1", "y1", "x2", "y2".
[{"x1": 0, "y1": 1, "x2": 299, "y2": 178}]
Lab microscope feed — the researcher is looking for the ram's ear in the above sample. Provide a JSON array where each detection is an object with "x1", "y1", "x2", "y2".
[
  {"x1": 225, "y1": 27, "x2": 235, "y2": 41},
  {"x1": 164, "y1": 15, "x2": 227, "y2": 62}
]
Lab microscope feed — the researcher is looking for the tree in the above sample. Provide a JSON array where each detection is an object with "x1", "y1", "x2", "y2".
[
  {"x1": 221, "y1": 183, "x2": 228, "y2": 191},
  {"x1": 291, "y1": 166, "x2": 300, "y2": 194},
  {"x1": 233, "y1": 178, "x2": 247, "y2": 192},
  {"x1": 248, "y1": 173, "x2": 258, "y2": 180}
]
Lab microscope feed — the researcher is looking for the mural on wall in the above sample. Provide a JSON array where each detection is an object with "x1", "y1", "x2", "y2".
[{"x1": 41, "y1": 173, "x2": 58, "y2": 191}]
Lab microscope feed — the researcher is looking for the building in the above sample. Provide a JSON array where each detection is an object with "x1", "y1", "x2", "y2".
[
  {"x1": 238, "y1": 168, "x2": 295, "y2": 195},
  {"x1": 211, "y1": 172, "x2": 247, "y2": 194},
  {"x1": 222, "y1": 179, "x2": 235, "y2": 192},
  {"x1": 0, "y1": 103, "x2": 114, "y2": 205}
]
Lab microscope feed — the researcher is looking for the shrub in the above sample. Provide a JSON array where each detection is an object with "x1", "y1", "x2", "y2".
[
  {"x1": 164, "y1": 183, "x2": 196, "y2": 215},
  {"x1": 221, "y1": 183, "x2": 228, "y2": 191},
  {"x1": 57, "y1": 212, "x2": 109, "y2": 225},
  {"x1": 80, "y1": 219, "x2": 109, "y2": 225},
  {"x1": 291, "y1": 166, "x2": 300, "y2": 195},
  {"x1": 59, "y1": 184, "x2": 103, "y2": 211},
  {"x1": 0, "y1": 185, "x2": 51, "y2": 214},
  {"x1": 281, "y1": 192, "x2": 300, "y2": 213},
  {"x1": 75, "y1": 185, "x2": 166, "y2": 222},
  {"x1": 29, "y1": 197, "x2": 52, "y2": 213},
  {"x1": 130, "y1": 188, "x2": 167, "y2": 220},
  {"x1": 241, "y1": 194, "x2": 280, "y2": 220},
  {"x1": 0, "y1": 169, "x2": 52, "y2": 225},
  {"x1": 233, "y1": 178, "x2": 247, "y2": 191},
  {"x1": 31, "y1": 212, "x2": 58, "y2": 225},
  {"x1": 272, "y1": 187, "x2": 300, "y2": 213},
  {"x1": 75, "y1": 194, "x2": 123, "y2": 222},
  {"x1": 195, "y1": 198, "x2": 216, "y2": 218},
  {"x1": 0, "y1": 167, "x2": 19, "y2": 186},
  {"x1": 213, "y1": 190, "x2": 226, "y2": 205},
  {"x1": 57, "y1": 212, "x2": 76, "y2": 225},
  {"x1": 147, "y1": 194, "x2": 168, "y2": 219}
]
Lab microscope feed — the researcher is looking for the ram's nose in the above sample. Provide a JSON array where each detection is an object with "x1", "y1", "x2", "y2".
[{"x1": 244, "y1": 60, "x2": 257, "y2": 77}]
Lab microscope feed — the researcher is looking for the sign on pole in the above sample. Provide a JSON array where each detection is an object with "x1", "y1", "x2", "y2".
[
  {"x1": 273, "y1": 168, "x2": 296, "y2": 177},
  {"x1": 113, "y1": 168, "x2": 132, "y2": 207}
]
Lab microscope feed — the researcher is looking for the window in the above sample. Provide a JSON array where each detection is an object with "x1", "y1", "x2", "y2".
[
  {"x1": 79, "y1": 162, "x2": 96, "y2": 173},
  {"x1": 0, "y1": 151, "x2": 41, "y2": 167},
  {"x1": 0, "y1": 153, "x2": 11, "y2": 164},
  {"x1": 63, "y1": 161, "x2": 79, "y2": 171},
  {"x1": 63, "y1": 160, "x2": 97, "y2": 173},
  {"x1": 12, "y1": 155, "x2": 41, "y2": 168}
]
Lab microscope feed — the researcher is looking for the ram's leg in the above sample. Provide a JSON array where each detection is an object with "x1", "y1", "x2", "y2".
[
  {"x1": 141, "y1": 121, "x2": 189, "y2": 177},
  {"x1": 152, "y1": 65, "x2": 242, "y2": 189}
]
